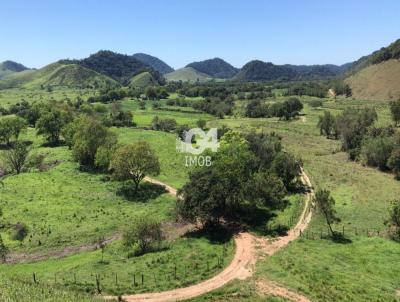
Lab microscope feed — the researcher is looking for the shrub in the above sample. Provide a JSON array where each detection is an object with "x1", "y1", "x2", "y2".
[
  {"x1": 122, "y1": 216, "x2": 164, "y2": 256},
  {"x1": 12, "y1": 223, "x2": 29, "y2": 241}
]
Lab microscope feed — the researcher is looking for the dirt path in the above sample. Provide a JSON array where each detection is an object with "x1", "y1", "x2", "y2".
[
  {"x1": 256, "y1": 279, "x2": 311, "y2": 302},
  {"x1": 6, "y1": 234, "x2": 121, "y2": 264},
  {"x1": 104, "y1": 170, "x2": 314, "y2": 302}
]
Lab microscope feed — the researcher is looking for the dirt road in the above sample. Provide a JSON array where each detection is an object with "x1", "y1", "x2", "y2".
[{"x1": 105, "y1": 170, "x2": 314, "y2": 302}]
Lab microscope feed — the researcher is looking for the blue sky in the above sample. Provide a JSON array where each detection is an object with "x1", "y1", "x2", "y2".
[{"x1": 1, "y1": 0, "x2": 399, "y2": 69}]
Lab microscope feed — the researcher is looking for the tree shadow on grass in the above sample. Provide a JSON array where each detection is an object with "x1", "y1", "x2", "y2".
[
  {"x1": 184, "y1": 225, "x2": 234, "y2": 245},
  {"x1": 0, "y1": 140, "x2": 33, "y2": 150},
  {"x1": 238, "y1": 202, "x2": 291, "y2": 237},
  {"x1": 117, "y1": 181, "x2": 167, "y2": 202},
  {"x1": 331, "y1": 231, "x2": 353, "y2": 244}
]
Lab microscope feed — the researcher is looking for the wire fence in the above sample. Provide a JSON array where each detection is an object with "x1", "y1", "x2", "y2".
[
  {"x1": 17, "y1": 244, "x2": 231, "y2": 295},
  {"x1": 299, "y1": 226, "x2": 399, "y2": 240}
]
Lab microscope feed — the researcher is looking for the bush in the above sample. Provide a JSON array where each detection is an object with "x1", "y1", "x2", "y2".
[
  {"x1": 122, "y1": 216, "x2": 164, "y2": 256},
  {"x1": 360, "y1": 136, "x2": 394, "y2": 170},
  {"x1": 12, "y1": 223, "x2": 29, "y2": 241}
]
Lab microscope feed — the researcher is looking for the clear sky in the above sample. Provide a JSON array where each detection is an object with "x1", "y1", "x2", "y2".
[{"x1": 1, "y1": 0, "x2": 399, "y2": 69}]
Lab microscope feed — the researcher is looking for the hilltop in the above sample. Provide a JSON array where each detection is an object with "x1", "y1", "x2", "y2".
[
  {"x1": 234, "y1": 60, "x2": 297, "y2": 81},
  {"x1": 0, "y1": 60, "x2": 30, "y2": 79},
  {"x1": 186, "y1": 58, "x2": 238, "y2": 78},
  {"x1": 0, "y1": 62, "x2": 118, "y2": 89},
  {"x1": 132, "y1": 53, "x2": 174, "y2": 75}
]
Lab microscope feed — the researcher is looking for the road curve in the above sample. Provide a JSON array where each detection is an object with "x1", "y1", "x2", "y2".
[{"x1": 105, "y1": 169, "x2": 314, "y2": 302}]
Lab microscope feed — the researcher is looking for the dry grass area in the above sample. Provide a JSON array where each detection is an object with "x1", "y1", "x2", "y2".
[{"x1": 345, "y1": 59, "x2": 400, "y2": 101}]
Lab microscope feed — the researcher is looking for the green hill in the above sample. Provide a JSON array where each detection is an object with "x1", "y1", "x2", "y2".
[
  {"x1": 0, "y1": 62, "x2": 118, "y2": 89},
  {"x1": 129, "y1": 71, "x2": 160, "y2": 88},
  {"x1": 78, "y1": 50, "x2": 150, "y2": 84},
  {"x1": 132, "y1": 53, "x2": 174, "y2": 75},
  {"x1": 186, "y1": 58, "x2": 238, "y2": 78},
  {"x1": 165, "y1": 67, "x2": 214, "y2": 82},
  {"x1": 345, "y1": 59, "x2": 400, "y2": 100},
  {"x1": 235, "y1": 60, "x2": 297, "y2": 81},
  {"x1": 344, "y1": 38, "x2": 400, "y2": 100},
  {"x1": 0, "y1": 60, "x2": 29, "y2": 79}
]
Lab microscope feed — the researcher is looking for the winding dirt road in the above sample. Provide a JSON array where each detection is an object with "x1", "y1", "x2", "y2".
[{"x1": 105, "y1": 169, "x2": 314, "y2": 302}]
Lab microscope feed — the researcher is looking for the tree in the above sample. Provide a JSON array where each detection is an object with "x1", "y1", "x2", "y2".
[
  {"x1": 318, "y1": 111, "x2": 336, "y2": 138},
  {"x1": 36, "y1": 109, "x2": 65, "y2": 145},
  {"x1": 110, "y1": 142, "x2": 160, "y2": 192},
  {"x1": 313, "y1": 189, "x2": 340, "y2": 236},
  {"x1": 122, "y1": 216, "x2": 164, "y2": 255},
  {"x1": 387, "y1": 200, "x2": 400, "y2": 240},
  {"x1": 3, "y1": 141, "x2": 29, "y2": 174},
  {"x1": 388, "y1": 148, "x2": 400, "y2": 179},
  {"x1": 360, "y1": 136, "x2": 394, "y2": 170},
  {"x1": 145, "y1": 86, "x2": 157, "y2": 100},
  {"x1": 271, "y1": 152, "x2": 301, "y2": 189},
  {"x1": 245, "y1": 172, "x2": 287, "y2": 209},
  {"x1": 196, "y1": 119, "x2": 207, "y2": 130},
  {"x1": 270, "y1": 98, "x2": 303, "y2": 120},
  {"x1": 389, "y1": 99, "x2": 400, "y2": 127},
  {"x1": 0, "y1": 116, "x2": 27, "y2": 146},
  {"x1": 178, "y1": 132, "x2": 255, "y2": 225},
  {"x1": 72, "y1": 117, "x2": 117, "y2": 167}
]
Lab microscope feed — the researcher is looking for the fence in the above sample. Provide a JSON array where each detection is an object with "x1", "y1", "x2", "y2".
[
  {"x1": 20, "y1": 244, "x2": 230, "y2": 295},
  {"x1": 299, "y1": 226, "x2": 399, "y2": 240}
]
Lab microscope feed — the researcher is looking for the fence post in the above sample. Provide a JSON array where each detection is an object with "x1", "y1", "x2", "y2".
[
  {"x1": 115, "y1": 273, "x2": 118, "y2": 286},
  {"x1": 33, "y1": 272, "x2": 37, "y2": 284},
  {"x1": 95, "y1": 274, "x2": 101, "y2": 293},
  {"x1": 174, "y1": 265, "x2": 177, "y2": 279},
  {"x1": 141, "y1": 274, "x2": 144, "y2": 285}
]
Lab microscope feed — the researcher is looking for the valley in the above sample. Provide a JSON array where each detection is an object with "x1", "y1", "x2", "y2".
[{"x1": 0, "y1": 32, "x2": 400, "y2": 302}]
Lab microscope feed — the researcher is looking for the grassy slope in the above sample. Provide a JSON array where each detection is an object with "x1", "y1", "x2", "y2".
[
  {"x1": 208, "y1": 98, "x2": 400, "y2": 301},
  {"x1": 0, "y1": 121, "x2": 234, "y2": 297},
  {"x1": 165, "y1": 67, "x2": 214, "y2": 83},
  {"x1": 0, "y1": 235, "x2": 234, "y2": 296},
  {"x1": 0, "y1": 275, "x2": 102, "y2": 302},
  {"x1": 0, "y1": 129, "x2": 176, "y2": 252},
  {"x1": 117, "y1": 97, "x2": 214, "y2": 128},
  {"x1": 0, "y1": 63, "x2": 118, "y2": 89},
  {"x1": 0, "y1": 87, "x2": 98, "y2": 108},
  {"x1": 129, "y1": 71, "x2": 159, "y2": 88},
  {"x1": 345, "y1": 59, "x2": 400, "y2": 101}
]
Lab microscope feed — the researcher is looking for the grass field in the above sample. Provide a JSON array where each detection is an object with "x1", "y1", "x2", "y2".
[
  {"x1": 0, "y1": 275, "x2": 102, "y2": 302},
  {"x1": 1, "y1": 90, "x2": 399, "y2": 301},
  {"x1": 0, "y1": 234, "x2": 234, "y2": 296},
  {"x1": 0, "y1": 87, "x2": 97, "y2": 108},
  {"x1": 207, "y1": 97, "x2": 400, "y2": 301}
]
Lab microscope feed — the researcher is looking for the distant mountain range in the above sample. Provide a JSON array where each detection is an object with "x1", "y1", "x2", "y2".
[{"x1": 1, "y1": 39, "x2": 399, "y2": 100}]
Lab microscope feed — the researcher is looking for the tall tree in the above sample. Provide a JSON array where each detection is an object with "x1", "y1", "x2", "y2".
[{"x1": 313, "y1": 190, "x2": 340, "y2": 236}]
